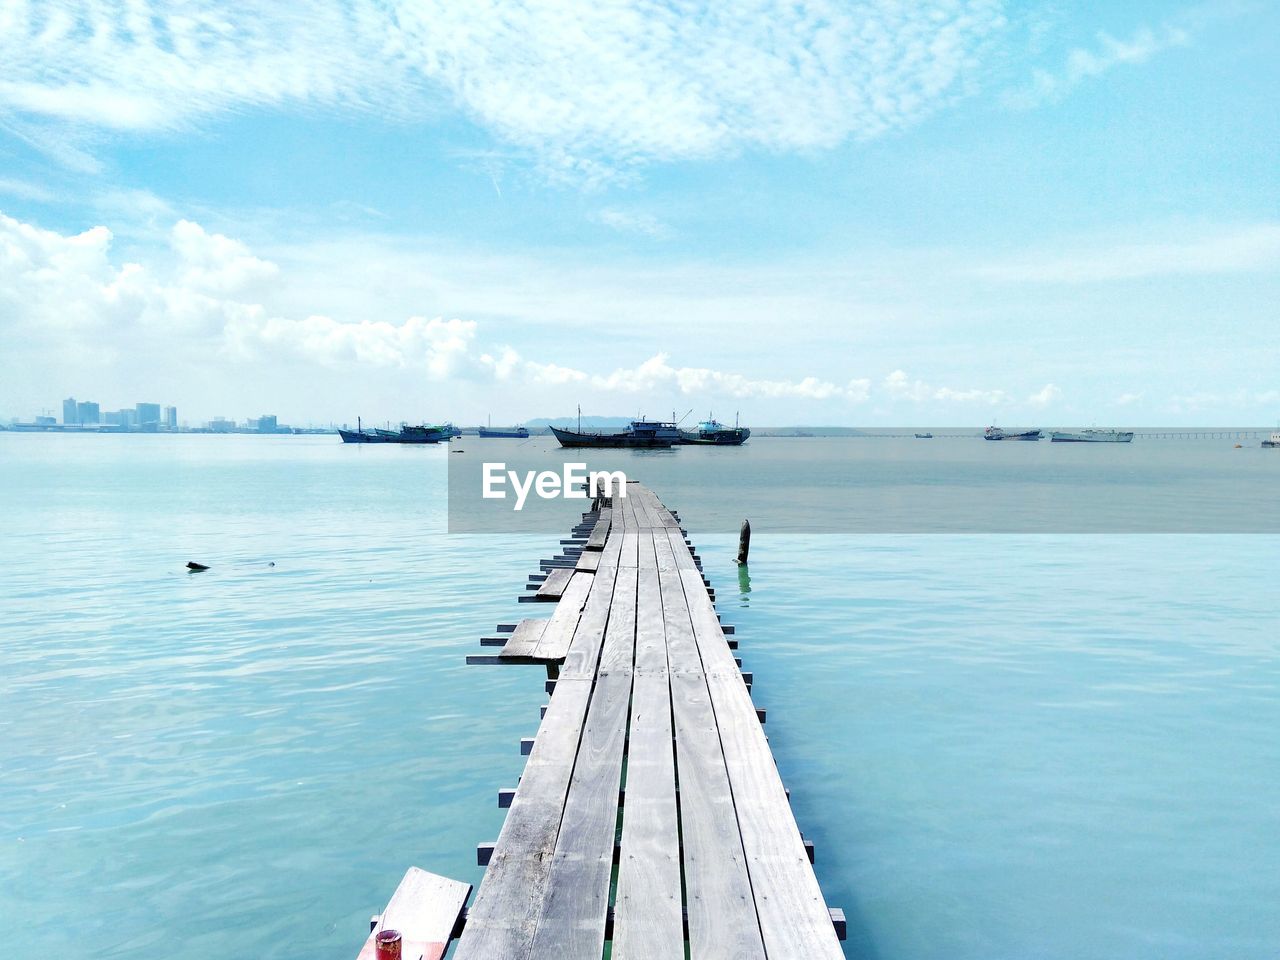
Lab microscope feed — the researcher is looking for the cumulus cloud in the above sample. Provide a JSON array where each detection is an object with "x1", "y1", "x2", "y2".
[
  {"x1": 883, "y1": 369, "x2": 1007, "y2": 405},
  {"x1": 1027, "y1": 383, "x2": 1061, "y2": 407},
  {"x1": 1, "y1": 212, "x2": 872, "y2": 396},
  {"x1": 0, "y1": 1, "x2": 1008, "y2": 178}
]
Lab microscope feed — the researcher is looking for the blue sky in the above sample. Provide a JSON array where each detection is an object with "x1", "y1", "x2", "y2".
[{"x1": 1, "y1": 0, "x2": 1276, "y2": 426}]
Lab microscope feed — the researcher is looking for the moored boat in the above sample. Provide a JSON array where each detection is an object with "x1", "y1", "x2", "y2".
[
  {"x1": 478, "y1": 425, "x2": 530, "y2": 438},
  {"x1": 340, "y1": 417, "x2": 453, "y2": 443},
  {"x1": 338, "y1": 428, "x2": 392, "y2": 443},
  {"x1": 1263, "y1": 431, "x2": 1280, "y2": 448},
  {"x1": 551, "y1": 419, "x2": 680, "y2": 448},
  {"x1": 984, "y1": 426, "x2": 1042, "y2": 441},
  {"x1": 678, "y1": 418, "x2": 750, "y2": 446},
  {"x1": 1051, "y1": 429, "x2": 1134, "y2": 443}
]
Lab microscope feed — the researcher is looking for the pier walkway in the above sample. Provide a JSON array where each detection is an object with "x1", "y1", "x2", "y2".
[{"x1": 359, "y1": 481, "x2": 845, "y2": 959}]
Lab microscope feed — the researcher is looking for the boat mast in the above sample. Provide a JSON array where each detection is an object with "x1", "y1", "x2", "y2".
[{"x1": 577, "y1": 404, "x2": 581, "y2": 433}]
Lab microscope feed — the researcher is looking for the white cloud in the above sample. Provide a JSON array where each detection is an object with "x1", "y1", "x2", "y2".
[
  {"x1": 593, "y1": 208, "x2": 672, "y2": 239},
  {"x1": 477, "y1": 352, "x2": 870, "y2": 401},
  {"x1": 0, "y1": 1, "x2": 1008, "y2": 177},
  {"x1": 1027, "y1": 383, "x2": 1061, "y2": 408},
  {"x1": 1115, "y1": 391, "x2": 1143, "y2": 406},
  {"x1": 1004, "y1": 19, "x2": 1190, "y2": 109},
  {"x1": 0, "y1": 177, "x2": 56, "y2": 203},
  {"x1": 969, "y1": 224, "x2": 1280, "y2": 283},
  {"x1": 171, "y1": 220, "x2": 279, "y2": 297},
  {"x1": 883, "y1": 369, "x2": 1007, "y2": 405},
  {"x1": 0, "y1": 211, "x2": 882, "y2": 397}
]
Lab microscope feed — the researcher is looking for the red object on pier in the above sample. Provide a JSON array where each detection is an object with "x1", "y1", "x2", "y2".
[{"x1": 374, "y1": 929, "x2": 402, "y2": 960}]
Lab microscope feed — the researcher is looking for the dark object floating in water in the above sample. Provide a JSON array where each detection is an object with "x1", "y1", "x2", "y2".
[{"x1": 186, "y1": 561, "x2": 209, "y2": 571}]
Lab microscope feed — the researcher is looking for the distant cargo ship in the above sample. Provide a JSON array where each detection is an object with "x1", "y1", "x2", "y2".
[
  {"x1": 678, "y1": 418, "x2": 750, "y2": 446},
  {"x1": 1050, "y1": 429, "x2": 1134, "y2": 443},
  {"x1": 478, "y1": 422, "x2": 529, "y2": 438},
  {"x1": 984, "y1": 426, "x2": 1042, "y2": 441},
  {"x1": 551, "y1": 419, "x2": 680, "y2": 449},
  {"x1": 914, "y1": 432, "x2": 933, "y2": 439}
]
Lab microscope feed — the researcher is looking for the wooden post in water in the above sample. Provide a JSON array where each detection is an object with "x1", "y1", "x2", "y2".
[{"x1": 736, "y1": 519, "x2": 751, "y2": 565}]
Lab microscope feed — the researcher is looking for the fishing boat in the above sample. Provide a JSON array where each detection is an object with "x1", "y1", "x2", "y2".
[
  {"x1": 984, "y1": 426, "x2": 1042, "y2": 441},
  {"x1": 1050, "y1": 428, "x2": 1134, "y2": 443},
  {"x1": 338, "y1": 428, "x2": 392, "y2": 443},
  {"x1": 1263, "y1": 431, "x2": 1280, "y2": 448},
  {"x1": 340, "y1": 417, "x2": 453, "y2": 444},
  {"x1": 339, "y1": 417, "x2": 393, "y2": 443},
  {"x1": 678, "y1": 416, "x2": 750, "y2": 446},
  {"x1": 550, "y1": 418, "x2": 680, "y2": 449}
]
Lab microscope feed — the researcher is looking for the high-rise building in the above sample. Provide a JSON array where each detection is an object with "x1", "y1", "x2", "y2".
[
  {"x1": 209, "y1": 417, "x2": 234, "y2": 433},
  {"x1": 257, "y1": 414, "x2": 278, "y2": 433},
  {"x1": 120, "y1": 409, "x2": 138, "y2": 429},
  {"x1": 77, "y1": 401, "x2": 100, "y2": 425},
  {"x1": 104, "y1": 411, "x2": 124, "y2": 426},
  {"x1": 136, "y1": 402, "x2": 161, "y2": 426},
  {"x1": 63, "y1": 397, "x2": 78, "y2": 425},
  {"x1": 163, "y1": 406, "x2": 177, "y2": 429}
]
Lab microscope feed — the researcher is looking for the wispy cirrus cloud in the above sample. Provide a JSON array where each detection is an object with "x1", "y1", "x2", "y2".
[
  {"x1": 0, "y1": 1, "x2": 1009, "y2": 179},
  {"x1": 592, "y1": 208, "x2": 672, "y2": 239},
  {"x1": 969, "y1": 223, "x2": 1280, "y2": 283},
  {"x1": 1003, "y1": 15, "x2": 1194, "y2": 110}
]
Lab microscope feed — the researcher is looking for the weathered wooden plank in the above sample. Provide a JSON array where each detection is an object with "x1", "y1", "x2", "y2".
[
  {"x1": 498, "y1": 618, "x2": 549, "y2": 659},
  {"x1": 556, "y1": 566, "x2": 619, "y2": 678},
  {"x1": 585, "y1": 507, "x2": 612, "y2": 550},
  {"x1": 358, "y1": 867, "x2": 471, "y2": 960},
  {"x1": 525, "y1": 567, "x2": 637, "y2": 956},
  {"x1": 614, "y1": 547, "x2": 683, "y2": 960},
  {"x1": 598, "y1": 566, "x2": 638, "y2": 676},
  {"x1": 526, "y1": 572, "x2": 594, "y2": 662},
  {"x1": 618, "y1": 530, "x2": 640, "y2": 568},
  {"x1": 675, "y1": 562, "x2": 844, "y2": 958},
  {"x1": 575, "y1": 550, "x2": 601, "y2": 572},
  {"x1": 451, "y1": 681, "x2": 593, "y2": 960},
  {"x1": 658, "y1": 532, "x2": 766, "y2": 960},
  {"x1": 535, "y1": 568, "x2": 574, "y2": 600},
  {"x1": 668, "y1": 672, "x2": 766, "y2": 960}
]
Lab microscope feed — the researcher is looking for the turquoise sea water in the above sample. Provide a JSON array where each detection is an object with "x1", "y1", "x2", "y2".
[{"x1": 2, "y1": 434, "x2": 1278, "y2": 959}]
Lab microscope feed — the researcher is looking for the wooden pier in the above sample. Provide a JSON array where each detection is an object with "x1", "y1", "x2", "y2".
[{"x1": 360, "y1": 481, "x2": 846, "y2": 959}]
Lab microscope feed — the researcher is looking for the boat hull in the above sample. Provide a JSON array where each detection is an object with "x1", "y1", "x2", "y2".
[
  {"x1": 1051, "y1": 431, "x2": 1134, "y2": 443},
  {"x1": 984, "y1": 429, "x2": 1042, "y2": 441},
  {"x1": 339, "y1": 429, "x2": 393, "y2": 443},
  {"x1": 550, "y1": 426, "x2": 675, "y2": 448},
  {"x1": 677, "y1": 427, "x2": 750, "y2": 445},
  {"x1": 478, "y1": 428, "x2": 530, "y2": 438}
]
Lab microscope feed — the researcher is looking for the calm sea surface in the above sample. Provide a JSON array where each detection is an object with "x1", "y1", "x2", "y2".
[{"x1": 2, "y1": 434, "x2": 1278, "y2": 959}]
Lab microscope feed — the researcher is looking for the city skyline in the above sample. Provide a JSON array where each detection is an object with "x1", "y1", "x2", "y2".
[{"x1": 1, "y1": 2, "x2": 1277, "y2": 425}]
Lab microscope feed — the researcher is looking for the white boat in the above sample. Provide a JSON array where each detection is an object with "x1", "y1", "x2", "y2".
[
  {"x1": 1263, "y1": 431, "x2": 1280, "y2": 448},
  {"x1": 1050, "y1": 429, "x2": 1134, "y2": 443}
]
